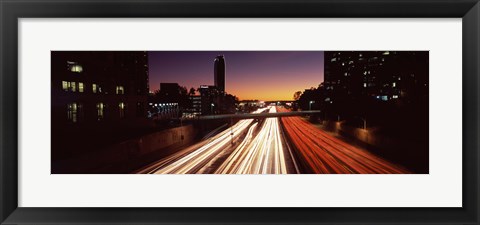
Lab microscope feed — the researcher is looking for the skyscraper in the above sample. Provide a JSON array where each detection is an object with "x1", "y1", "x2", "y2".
[
  {"x1": 323, "y1": 51, "x2": 428, "y2": 104},
  {"x1": 214, "y1": 55, "x2": 226, "y2": 93}
]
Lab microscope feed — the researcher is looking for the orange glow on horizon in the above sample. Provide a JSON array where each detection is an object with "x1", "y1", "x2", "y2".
[{"x1": 227, "y1": 72, "x2": 322, "y2": 101}]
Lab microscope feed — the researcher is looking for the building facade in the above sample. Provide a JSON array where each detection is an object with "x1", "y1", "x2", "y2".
[
  {"x1": 214, "y1": 55, "x2": 226, "y2": 93},
  {"x1": 199, "y1": 85, "x2": 219, "y2": 115},
  {"x1": 52, "y1": 51, "x2": 150, "y2": 126},
  {"x1": 51, "y1": 51, "x2": 151, "y2": 162},
  {"x1": 323, "y1": 51, "x2": 428, "y2": 105}
]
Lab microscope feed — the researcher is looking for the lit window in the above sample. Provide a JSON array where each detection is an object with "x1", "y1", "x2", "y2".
[
  {"x1": 70, "y1": 82, "x2": 76, "y2": 92},
  {"x1": 62, "y1": 81, "x2": 68, "y2": 91},
  {"x1": 382, "y1": 51, "x2": 390, "y2": 55},
  {"x1": 92, "y1": 84, "x2": 97, "y2": 93},
  {"x1": 331, "y1": 58, "x2": 337, "y2": 62},
  {"x1": 96, "y1": 103, "x2": 104, "y2": 120},
  {"x1": 71, "y1": 65, "x2": 83, "y2": 73},
  {"x1": 119, "y1": 102, "x2": 125, "y2": 118},
  {"x1": 67, "y1": 103, "x2": 77, "y2": 123},
  {"x1": 363, "y1": 83, "x2": 367, "y2": 88},
  {"x1": 392, "y1": 82, "x2": 396, "y2": 87},
  {"x1": 116, "y1": 86, "x2": 124, "y2": 95},
  {"x1": 78, "y1": 82, "x2": 84, "y2": 92}
]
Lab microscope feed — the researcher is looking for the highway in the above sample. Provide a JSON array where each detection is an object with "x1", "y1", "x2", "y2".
[
  {"x1": 137, "y1": 108, "x2": 265, "y2": 174},
  {"x1": 137, "y1": 106, "x2": 408, "y2": 174},
  {"x1": 278, "y1": 107, "x2": 409, "y2": 174},
  {"x1": 215, "y1": 106, "x2": 299, "y2": 174}
]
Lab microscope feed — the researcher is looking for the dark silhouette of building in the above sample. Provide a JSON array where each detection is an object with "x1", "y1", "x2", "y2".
[
  {"x1": 214, "y1": 55, "x2": 226, "y2": 93},
  {"x1": 323, "y1": 51, "x2": 428, "y2": 106},
  {"x1": 186, "y1": 95, "x2": 202, "y2": 117},
  {"x1": 199, "y1": 85, "x2": 219, "y2": 115},
  {"x1": 51, "y1": 51, "x2": 151, "y2": 164},
  {"x1": 52, "y1": 51, "x2": 149, "y2": 125}
]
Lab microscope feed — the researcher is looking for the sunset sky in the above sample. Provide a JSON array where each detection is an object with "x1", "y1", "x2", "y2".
[{"x1": 148, "y1": 51, "x2": 324, "y2": 101}]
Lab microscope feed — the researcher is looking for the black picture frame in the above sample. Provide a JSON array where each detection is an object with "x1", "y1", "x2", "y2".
[{"x1": 1, "y1": 0, "x2": 479, "y2": 224}]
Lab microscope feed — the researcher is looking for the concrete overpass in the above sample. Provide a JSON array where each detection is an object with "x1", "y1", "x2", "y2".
[{"x1": 196, "y1": 110, "x2": 321, "y2": 120}]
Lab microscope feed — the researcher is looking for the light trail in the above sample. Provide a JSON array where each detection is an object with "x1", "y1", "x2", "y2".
[
  {"x1": 278, "y1": 107, "x2": 409, "y2": 174},
  {"x1": 215, "y1": 107, "x2": 297, "y2": 174},
  {"x1": 138, "y1": 108, "x2": 266, "y2": 174}
]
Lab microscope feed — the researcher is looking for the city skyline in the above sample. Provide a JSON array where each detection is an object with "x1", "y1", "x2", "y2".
[
  {"x1": 148, "y1": 51, "x2": 324, "y2": 101},
  {"x1": 51, "y1": 51, "x2": 428, "y2": 174}
]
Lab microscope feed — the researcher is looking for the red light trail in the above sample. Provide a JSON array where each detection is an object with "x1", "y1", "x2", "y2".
[{"x1": 279, "y1": 107, "x2": 409, "y2": 174}]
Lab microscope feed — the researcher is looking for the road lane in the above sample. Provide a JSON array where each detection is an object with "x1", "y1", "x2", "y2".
[
  {"x1": 278, "y1": 107, "x2": 409, "y2": 174},
  {"x1": 138, "y1": 108, "x2": 266, "y2": 174},
  {"x1": 215, "y1": 107, "x2": 299, "y2": 174}
]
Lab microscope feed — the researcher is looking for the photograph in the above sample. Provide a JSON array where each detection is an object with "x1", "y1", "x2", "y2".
[{"x1": 51, "y1": 51, "x2": 429, "y2": 174}]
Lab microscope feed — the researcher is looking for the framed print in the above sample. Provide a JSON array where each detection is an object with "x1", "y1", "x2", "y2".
[{"x1": 1, "y1": 0, "x2": 479, "y2": 224}]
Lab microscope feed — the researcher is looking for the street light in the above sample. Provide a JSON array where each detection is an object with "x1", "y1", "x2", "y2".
[{"x1": 309, "y1": 101, "x2": 315, "y2": 110}]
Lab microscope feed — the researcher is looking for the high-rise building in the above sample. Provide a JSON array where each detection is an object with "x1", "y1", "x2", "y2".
[
  {"x1": 323, "y1": 51, "x2": 428, "y2": 104},
  {"x1": 214, "y1": 55, "x2": 226, "y2": 93},
  {"x1": 51, "y1": 51, "x2": 151, "y2": 167},
  {"x1": 199, "y1": 85, "x2": 219, "y2": 115},
  {"x1": 52, "y1": 51, "x2": 149, "y2": 125}
]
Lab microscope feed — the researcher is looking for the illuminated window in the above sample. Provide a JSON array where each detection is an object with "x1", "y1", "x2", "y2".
[
  {"x1": 67, "y1": 103, "x2": 77, "y2": 123},
  {"x1": 392, "y1": 82, "x2": 396, "y2": 87},
  {"x1": 71, "y1": 65, "x2": 83, "y2": 73},
  {"x1": 96, "y1": 103, "x2": 104, "y2": 120},
  {"x1": 78, "y1": 82, "x2": 84, "y2": 92},
  {"x1": 363, "y1": 83, "x2": 367, "y2": 88},
  {"x1": 62, "y1": 81, "x2": 79, "y2": 92},
  {"x1": 67, "y1": 61, "x2": 83, "y2": 73},
  {"x1": 119, "y1": 102, "x2": 125, "y2": 118},
  {"x1": 92, "y1": 84, "x2": 97, "y2": 93},
  {"x1": 70, "y1": 82, "x2": 76, "y2": 92},
  {"x1": 116, "y1": 86, "x2": 124, "y2": 95},
  {"x1": 62, "y1": 81, "x2": 68, "y2": 91}
]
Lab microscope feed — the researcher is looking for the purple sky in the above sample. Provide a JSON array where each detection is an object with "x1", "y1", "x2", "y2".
[{"x1": 148, "y1": 51, "x2": 324, "y2": 101}]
